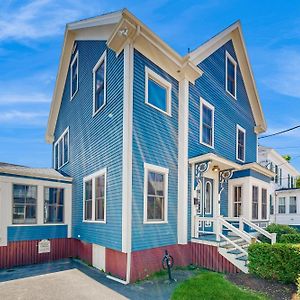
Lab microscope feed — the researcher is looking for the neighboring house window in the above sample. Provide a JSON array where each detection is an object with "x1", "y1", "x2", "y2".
[
  {"x1": 145, "y1": 67, "x2": 172, "y2": 115},
  {"x1": 233, "y1": 186, "x2": 242, "y2": 217},
  {"x1": 225, "y1": 51, "x2": 237, "y2": 98},
  {"x1": 54, "y1": 128, "x2": 69, "y2": 169},
  {"x1": 261, "y1": 188, "x2": 267, "y2": 219},
  {"x1": 236, "y1": 125, "x2": 246, "y2": 162},
  {"x1": 93, "y1": 51, "x2": 106, "y2": 115},
  {"x1": 288, "y1": 174, "x2": 291, "y2": 188},
  {"x1": 83, "y1": 168, "x2": 107, "y2": 222},
  {"x1": 144, "y1": 163, "x2": 168, "y2": 223},
  {"x1": 70, "y1": 51, "x2": 78, "y2": 100},
  {"x1": 12, "y1": 184, "x2": 37, "y2": 224},
  {"x1": 278, "y1": 197, "x2": 286, "y2": 214},
  {"x1": 200, "y1": 98, "x2": 214, "y2": 148},
  {"x1": 205, "y1": 181, "x2": 212, "y2": 214},
  {"x1": 270, "y1": 195, "x2": 274, "y2": 215},
  {"x1": 289, "y1": 196, "x2": 297, "y2": 214},
  {"x1": 279, "y1": 168, "x2": 282, "y2": 186},
  {"x1": 44, "y1": 188, "x2": 64, "y2": 223},
  {"x1": 291, "y1": 176, "x2": 294, "y2": 188},
  {"x1": 252, "y1": 186, "x2": 258, "y2": 219},
  {"x1": 274, "y1": 165, "x2": 278, "y2": 183}
]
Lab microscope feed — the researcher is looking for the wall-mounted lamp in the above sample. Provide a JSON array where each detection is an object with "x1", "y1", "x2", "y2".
[{"x1": 212, "y1": 165, "x2": 220, "y2": 172}]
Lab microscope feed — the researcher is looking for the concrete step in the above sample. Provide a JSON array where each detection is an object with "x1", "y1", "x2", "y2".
[{"x1": 227, "y1": 249, "x2": 243, "y2": 255}]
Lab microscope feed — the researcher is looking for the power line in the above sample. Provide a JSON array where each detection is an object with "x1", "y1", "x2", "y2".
[{"x1": 258, "y1": 125, "x2": 300, "y2": 139}]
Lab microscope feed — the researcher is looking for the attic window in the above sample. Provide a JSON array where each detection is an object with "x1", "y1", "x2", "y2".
[
  {"x1": 225, "y1": 51, "x2": 237, "y2": 99},
  {"x1": 70, "y1": 52, "x2": 78, "y2": 100}
]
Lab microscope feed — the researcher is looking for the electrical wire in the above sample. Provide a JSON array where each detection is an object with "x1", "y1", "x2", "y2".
[{"x1": 258, "y1": 125, "x2": 300, "y2": 139}]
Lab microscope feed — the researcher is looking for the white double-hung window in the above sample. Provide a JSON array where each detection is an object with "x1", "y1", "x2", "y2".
[
  {"x1": 83, "y1": 168, "x2": 106, "y2": 223},
  {"x1": 144, "y1": 163, "x2": 168, "y2": 223},
  {"x1": 54, "y1": 127, "x2": 69, "y2": 169},
  {"x1": 145, "y1": 67, "x2": 172, "y2": 116},
  {"x1": 200, "y1": 98, "x2": 214, "y2": 148},
  {"x1": 225, "y1": 51, "x2": 237, "y2": 99},
  {"x1": 236, "y1": 125, "x2": 246, "y2": 162}
]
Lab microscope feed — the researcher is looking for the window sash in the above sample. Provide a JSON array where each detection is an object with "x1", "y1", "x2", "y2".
[
  {"x1": 252, "y1": 186, "x2": 258, "y2": 219},
  {"x1": 44, "y1": 187, "x2": 64, "y2": 223},
  {"x1": 200, "y1": 99, "x2": 214, "y2": 147},
  {"x1": 278, "y1": 197, "x2": 286, "y2": 214},
  {"x1": 233, "y1": 186, "x2": 242, "y2": 217},
  {"x1": 71, "y1": 54, "x2": 78, "y2": 98},
  {"x1": 237, "y1": 128, "x2": 245, "y2": 161},
  {"x1": 261, "y1": 189, "x2": 267, "y2": 219},
  {"x1": 289, "y1": 197, "x2": 297, "y2": 214},
  {"x1": 13, "y1": 185, "x2": 37, "y2": 224},
  {"x1": 54, "y1": 128, "x2": 69, "y2": 169},
  {"x1": 226, "y1": 54, "x2": 236, "y2": 97}
]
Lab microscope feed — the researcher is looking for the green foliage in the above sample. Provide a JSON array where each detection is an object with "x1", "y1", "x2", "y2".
[
  {"x1": 280, "y1": 233, "x2": 300, "y2": 244},
  {"x1": 259, "y1": 223, "x2": 298, "y2": 243},
  {"x1": 282, "y1": 154, "x2": 291, "y2": 162},
  {"x1": 171, "y1": 271, "x2": 267, "y2": 300},
  {"x1": 248, "y1": 243, "x2": 300, "y2": 283},
  {"x1": 296, "y1": 177, "x2": 300, "y2": 188}
]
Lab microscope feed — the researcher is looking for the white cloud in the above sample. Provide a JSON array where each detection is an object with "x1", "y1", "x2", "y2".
[
  {"x1": 0, "y1": 110, "x2": 48, "y2": 125},
  {"x1": 0, "y1": 0, "x2": 109, "y2": 41},
  {"x1": 0, "y1": 92, "x2": 51, "y2": 105}
]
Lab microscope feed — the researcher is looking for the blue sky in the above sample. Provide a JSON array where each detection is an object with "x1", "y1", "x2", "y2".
[{"x1": 0, "y1": 0, "x2": 300, "y2": 169}]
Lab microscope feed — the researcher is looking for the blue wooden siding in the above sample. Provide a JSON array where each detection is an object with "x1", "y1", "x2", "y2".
[
  {"x1": 8, "y1": 225, "x2": 67, "y2": 242},
  {"x1": 189, "y1": 40, "x2": 257, "y2": 163},
  {"x1": 54, "y1": 41, "x2": 124, "y2": 251},
  {"x1": 131, "y1": 50, "x2": 179, "y2": 251},
  {"x1": 232, "y1": 169, "x2": 270, "y2": 183}
]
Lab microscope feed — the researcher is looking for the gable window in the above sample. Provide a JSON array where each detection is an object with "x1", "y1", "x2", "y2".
[
  {"x1": 70, "y1": 52, "x2": 78, "y2": 100},
  {"x1": 144, "y1": 163, "x2": 168, "y2": 223},
  {"x1": 278, "y1": 197, "x2": 286, "y2": 214},
  {"x1": 13, "y1": 184, "x2": 37, "y2": 224},
  {"x1": 233, "y1": 186, "x2": 242, "y2": 217},
  {"x1": 44, "y1": 187, "x2": 64, "y2": 223},
  {"x1": 261, "y1": 188, "x2": 267, "y2": 219},
  {"x1": 200, "y1": 98, "x2": 214, "y2": 148},
  {"x1": 54, "y1": 127, "x2": 69, "y2": 169},
  {"x1": 236, "y1": 125, "x2": 246, "y2": 162},
  {"x1": 93, "y1": 51, "x2": 106, "y2": 115},
  {"x1": 252, "y1": 186, "x2": 258, "y2": 219},
  {"x1": 289, "y1": 196, "x2": 297, "y2": 214},
  {"x1": 145, "y1": 67, "x2": 172, "y2": 116},
  {"x1": 83, "y1": 168, "x2": 106, "y2": 222},
  {"x1": 225, "y1": 51, "x2": 237, "y2": 98}
]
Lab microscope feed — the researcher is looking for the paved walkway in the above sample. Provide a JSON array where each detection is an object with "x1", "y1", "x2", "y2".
[{"x1": 0, "y1": 259, "x2": 196, "y2": 300}]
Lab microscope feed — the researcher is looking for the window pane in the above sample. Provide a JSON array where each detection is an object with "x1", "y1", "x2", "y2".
[
  {"x1": 290, "y1": 197, "x2": 297, "y2": 213},
  {"x1": 148, "y1": 78, "x2": 167, "y2": 112},
  {"x1": 227, "y1": 58, "x2": 235, "y2": 96},
  {"x1": 63, "y1": 131, "x2": 69, "y2": 164},
  {"x1": 237, "y1": 129, "x2": 245, "y2": 161},
  {"x1": 154, "y1": 197, "x2": 163, "y2": 220},
  {"x1": 85, "y1": 180, "x2": 92, "y2": 200},
  {"x1": 54, "y1": 143, "x2": 59, "y2": 169},
  {"x1": 95, "y1": 198, "x2": 105, "y2": 221},
  {"x1": 202, "y1": 105, "x2": 213, "y2": 146},
  {"x1": 44, "y1": 188, "x2": 64, "y2": 223},
  {"x1": 85, "y1": 200, "x2": 92, "y2": 220},
  {"x1": 71, "y1": 57, "x2": 78, "y2": 96},
  {"x1": 95, "y1": 175, "x2": 105, "y2": 221},
  {"x1": 252, "y1": 186, "x2": 258, "y2": 219},
  {"x1": 95, "y1": 61, "x2": 105, "y2": 111},
  {"x1": 205, "y1": 182, "x2": 211, "y2": 213},
  {"x1": 95, "y1": 175, "x2": 105, "y2": 198},
  {"x1": 13, "y1": 185, "x2": 26, "y2": 203},
  {"x1": 234, "y1": 186, "x2": 242, "y2": 217},
  {"x1": 58, "y1": 139, "x2": 63, "y2": 167},
  {"x1": 278, "y1": 197, "x2": 286, "y2": 213},
  {"x1": 261, "y1": 189, "x2": 267, "y2": 219}
]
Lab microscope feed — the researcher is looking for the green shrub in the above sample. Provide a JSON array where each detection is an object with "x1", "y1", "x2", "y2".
[
  {"x1": 259, "y1": 223, "x2": 298, "y2": 243},
  {"x1": 280, "y1": 233, "x2": 300, "y2": 244},
  {"x1": 248, "y1": 243, "x2": 300, "y2": 283}
]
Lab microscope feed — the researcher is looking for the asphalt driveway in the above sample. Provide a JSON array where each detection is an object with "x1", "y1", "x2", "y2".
[{"x1": 0, "y1": 259, "x2": 197, "y2": 300}]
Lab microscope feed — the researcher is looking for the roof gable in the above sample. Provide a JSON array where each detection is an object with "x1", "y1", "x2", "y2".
[{"x1": 188, "y1": 21, "x2": 267, "y2": 134}]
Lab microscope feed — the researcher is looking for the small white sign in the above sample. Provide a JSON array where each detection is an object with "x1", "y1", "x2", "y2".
[{"x1": 38, "y1": 239, "x2": 51, "y2": 254}]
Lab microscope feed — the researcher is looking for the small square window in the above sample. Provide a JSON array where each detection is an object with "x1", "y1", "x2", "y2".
[
  {"x1": 93, "y1": 51, "x2": 106, "y2": 115},
  {"x1": 226, "y1": 51, "x2": 237, "y2": 99},
  {"x1": 70, "y1": 52, "x2": 78, "y2": 100},
  {"x1": 145, "y1": 67, "x2": 171, "y2": 116}
]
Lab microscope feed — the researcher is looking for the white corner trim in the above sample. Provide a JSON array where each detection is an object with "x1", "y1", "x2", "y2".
[
  {"x1": 82, "y1": 167, "x2": 107, "y2": 223},
  {"x1": 236, "y1": 124, "x2": 246, "y2": 162},
  {"x1": 93, "y1": 50, "x2": 107, "y2": 116},
  {"x1": 145, "y1": 66, "x2": 172, "y2": 116},
  {"x1": 143, "y1": 163, "x2": 169, "y2": 224},
  {"x1": 70, "y1": 51, "x2": 79, "y2": 100},
  {"x1": 225, "y1": 51, "x2": 237, "y2": 99},
  {"x1": 178, "y1": 79, "x2": 189, "y2": 244},
  {"x1": 199, "y1": 97, "x2": 215, "y2": 149}
]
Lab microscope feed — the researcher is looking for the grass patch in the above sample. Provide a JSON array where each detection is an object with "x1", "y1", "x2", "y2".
[{"x1": 171, "y1": 271, "x2": 268, "y2": 300}]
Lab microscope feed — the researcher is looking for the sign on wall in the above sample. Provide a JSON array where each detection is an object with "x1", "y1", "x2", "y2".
[{"x1": 38, "y1": 239, "x2": 51, "y2": 254}]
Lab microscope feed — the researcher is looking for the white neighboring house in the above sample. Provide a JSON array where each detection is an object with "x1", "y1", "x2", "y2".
[{"x1": 258, "y1": 146, "x2": 300, "y2": 227}]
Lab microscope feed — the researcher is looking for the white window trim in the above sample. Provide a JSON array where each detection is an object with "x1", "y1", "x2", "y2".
[
  {"x1": 236, "y1": 124, "x2": 246, "y2": 162},
  {"x1": 199, "y1": 97, "x2": 215, "y2": 149},
  {"x1": 93, "y1": 50, "x2": 107, "y2": 116},
  {"x1": 83, "y1": 168, "x2": 107, "y2": 224},
  {"x1": 54, "y1": 127, "x2": 70, "y2": 169},
  {"x1": 70, "y1": 51, "x2": 79, "y2": 101},
  {"x1": 225, "y1": 51, "x2": 237, "y2": 100},
  {"x1": 145, "y1": 66, "x2": 172, "y2": 116},
  {"x1": 204, "y1": 181, "x2": 212, "y2": 214},
  {"x1": 143, "y1": 163, "x2": 169, "y2": 224}
]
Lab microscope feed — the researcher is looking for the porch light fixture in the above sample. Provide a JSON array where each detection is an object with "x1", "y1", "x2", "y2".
[{"x1": 212, "y1": 165, "x2": 220, "y2": 172}]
